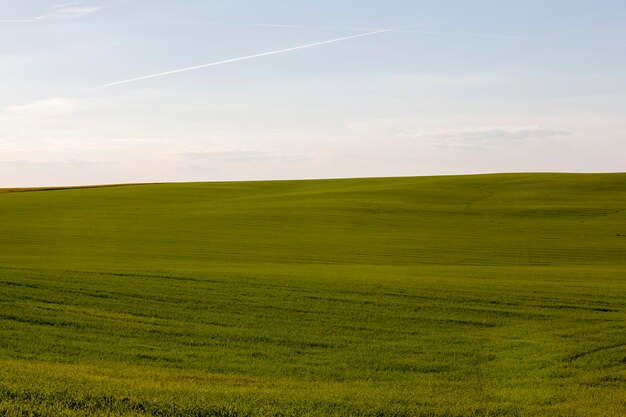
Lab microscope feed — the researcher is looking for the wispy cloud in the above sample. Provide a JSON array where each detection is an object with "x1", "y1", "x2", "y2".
[
  {"x1": 45, "y1": 5, "x2": 102, "y2": 20},
  {"x1": 398, "y1": 126, "x2": 571, "y2": 149},
  {"x1": 125, "y1": 20, "x2": 438, "y2": 32},
  {"x1": 0, "y1": 19, "x2": 37, "y2": 23},
  {"x1": 1, "y1": 1, "x2": 106, "y2": 23},
  {"x1": 3, "y1": 97, "x2": 97, "y2": 118},
  {"x1": 0, "y1": 97, "x2": 101, "y2": 146},
  {"x1": 51, "y1": 1, "x2": 91, "y2": 8},
  {"x1": 128, "y1": 21, "x2": 388, "y2": 32},
  {"x1": 90, "y1": 29, "x2": 390, "y2": 89},
  {"x1": 181, "y1": 150, "x2": 312, "y2": 163},
  {"x1": 33, "y1": 2, "x2": 102, "y2": 21},
  {"x1": 0, "y1": 159, "x2": 119, "y2": 168}
]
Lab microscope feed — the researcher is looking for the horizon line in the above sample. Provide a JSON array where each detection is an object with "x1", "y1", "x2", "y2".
[{"x1": 3, "y1": 171, "x2": 626, "y2": 192}]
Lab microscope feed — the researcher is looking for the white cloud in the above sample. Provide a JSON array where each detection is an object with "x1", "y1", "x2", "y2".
[
  {"x1": 51, "y1": 1, "x2": 90, "y2": 8},
  {"x1": 180, "y1": 150, "x2": 312, "y2": 163},
  {"x1": 4, "y1": 97, "x2": 97, "y2": 117},
  {"x1": 35, "y1": 5, "x2": 102, "y2": 21},
  {"x1": 0, "y1": 97, "x2": 101, "y2": 148},
  {"x1": 0, "y1": 159, "x2": 119, "y2": 168},
  {"x1": 397, "y1": 126, "x2": 571, "y2": 149},
  {"x1": 1, "y1": 2, "x2": 104, "y2": 23},
  {"x1": 0, "y1": 19, "x2": 37, "y2": 23}
]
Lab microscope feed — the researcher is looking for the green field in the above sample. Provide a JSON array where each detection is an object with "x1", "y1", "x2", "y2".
[{"x1": 1, "y1": 173, "x2": 625, "y2": 416}]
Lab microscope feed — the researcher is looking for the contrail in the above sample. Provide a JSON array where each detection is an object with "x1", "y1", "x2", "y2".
[
  {"x1": 394, "y1": 29, "x2": 626, "y2": 48},
  {"x1": 126, "y1": 20, "x2": 386, "y2": 32},
  {"x1": 90, "y1": 29, "x2": 389, "y2": 89},
  {"x1": 0, "y1": 19, "x2": 37, "y2": 23},
  {"x1": 126, "y1": 20, "x2": 625, "y2": 48}
]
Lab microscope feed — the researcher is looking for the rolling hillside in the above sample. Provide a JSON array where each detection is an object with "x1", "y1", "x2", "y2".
[{"x1": 1, "y1": 173, "x2": 625, "y2": 416}]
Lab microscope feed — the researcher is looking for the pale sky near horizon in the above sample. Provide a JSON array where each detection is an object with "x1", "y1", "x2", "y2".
[{"x1": 1, "y1": 1, "x2": 625, "y2": 187}]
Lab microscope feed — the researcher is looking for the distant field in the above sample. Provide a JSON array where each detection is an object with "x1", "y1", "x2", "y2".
[{"x1": 1, "y1": 173, "x2": 625, "y2": 416}]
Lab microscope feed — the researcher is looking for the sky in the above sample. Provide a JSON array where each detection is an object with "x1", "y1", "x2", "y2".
[{"x1": 1, "y1": 0, "x2": 625, "y2": 187}]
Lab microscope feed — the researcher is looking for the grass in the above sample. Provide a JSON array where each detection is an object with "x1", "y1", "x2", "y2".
[{"x1": 0, "y1": 173, "x2": 625, "y2": 416}]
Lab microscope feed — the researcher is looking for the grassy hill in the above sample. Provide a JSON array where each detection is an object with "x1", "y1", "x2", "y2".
[{"x1": 1, "y1": 173, "x2": 625, "y2": 416}]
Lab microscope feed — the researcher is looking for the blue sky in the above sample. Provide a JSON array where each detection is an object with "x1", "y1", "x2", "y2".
[{"x1": 2, "y1": 0, "x2": 625, "y2": 186}]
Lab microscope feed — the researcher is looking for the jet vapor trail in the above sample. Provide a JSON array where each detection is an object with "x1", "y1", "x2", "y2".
[
  {"x1": 395, "y1": 29, "x2": 626, "y2": 48},
  {"x1": 90, "y1": 29, "x2": 389, "y2": 89},
  {"x1": 128, "y1": 21, "x2": 625, "y2": 48},
  {"x1": 127, "y1": 20, "x2": 385, "y2": 32}
]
